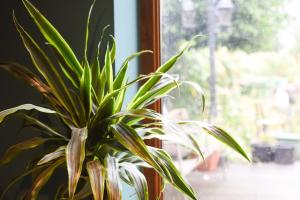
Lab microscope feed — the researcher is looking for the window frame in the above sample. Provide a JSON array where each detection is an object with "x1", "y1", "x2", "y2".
[{"x1": 139, "y1": 0, "x2": 163, "y2": 199}]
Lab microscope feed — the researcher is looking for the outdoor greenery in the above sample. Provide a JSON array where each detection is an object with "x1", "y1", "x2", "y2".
[
  {"x1": 0, "y1": 0, "x2": 248, "y2": 200},
  {"x1": 161, "y1": 0, "x2": 300, "y2": 154},
  {"x1": 166, "y1": 47, "x2": 300, "y2": 145},
  {"x1": 161, "y1": 0, "x2": 286, "y2": 62}
]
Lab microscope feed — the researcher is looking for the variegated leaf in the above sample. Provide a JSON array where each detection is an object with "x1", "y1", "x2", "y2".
[
  {"x1": 121, "y1": 163, "x2": 148, "y2": 200},
  {"x1": 105, "y1": 155, "x2": 122, "y2": 200},
  {"x1": 24, "y1": 158, "x2": 64, "y2": 200},
  {"x1": 86, "y1": 160, "x2": 106, "y2": 200},
  {"x1": 111, "y1": 123, "x2": 160, "y2": 171},
  {"x1": 66, "y1": 127, "x2": 88, "y2": 199},
  {"x1": 22, "y1": 0, "x2": 83, "y2": 77},
  {"x1": 0, "y1": 137, "x2": 47, "y2": 166},
  {"x1": 0, "y1": 104, "x2": 55, "y2": 123},
  {"x1": 38, "y1": 146, "x2": 66, "y2": 165}
]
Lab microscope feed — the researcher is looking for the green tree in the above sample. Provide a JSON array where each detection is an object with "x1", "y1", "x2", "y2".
[{"x1": 161, "y1": 0, "x2": 287, "y2": 54}]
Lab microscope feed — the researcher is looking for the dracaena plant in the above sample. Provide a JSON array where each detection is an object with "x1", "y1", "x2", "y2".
[{"x1": 0, "y1": 0, "x2": 249, "y2": 200}]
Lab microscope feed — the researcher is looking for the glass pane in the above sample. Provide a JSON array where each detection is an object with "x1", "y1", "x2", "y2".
[{"x1": 161, "y1": 0, "x2": 300, "y2": 199}]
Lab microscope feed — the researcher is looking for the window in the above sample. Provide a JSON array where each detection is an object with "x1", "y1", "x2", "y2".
[{"x1": 161, "y1": 0, "x2": 300, "y2": 199}]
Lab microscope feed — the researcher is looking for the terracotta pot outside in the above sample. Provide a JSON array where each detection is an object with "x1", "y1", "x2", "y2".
[{"x1": 197, "y1": 150, "x2": 221, "y2": 171}]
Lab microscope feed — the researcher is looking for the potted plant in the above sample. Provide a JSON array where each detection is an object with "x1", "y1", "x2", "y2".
[{"x1": 0, "y1": 0, "x2": 249, "y2": 199}]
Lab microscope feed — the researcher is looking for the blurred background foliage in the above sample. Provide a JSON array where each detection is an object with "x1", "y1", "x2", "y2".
[{"x1": 161, "y1": 0, "x2": 300, "y2": 150}]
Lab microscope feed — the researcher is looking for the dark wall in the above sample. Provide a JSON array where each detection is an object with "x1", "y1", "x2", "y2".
[{"x1": 0, "y1": 0, "x2": 114, "y2": 199}]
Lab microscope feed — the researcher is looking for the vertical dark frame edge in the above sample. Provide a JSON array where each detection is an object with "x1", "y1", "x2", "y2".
[{"x1": 139, "y1": 0, "x2": 163, "y2": 199}]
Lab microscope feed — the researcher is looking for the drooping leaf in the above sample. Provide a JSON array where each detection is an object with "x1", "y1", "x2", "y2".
[
  {"x1": 139, "y1": 128, "x2": 203, "y2": 159},
  {"x1": 83, "y1": 0, "x2": 96, "y2": 63},
  {"x1": 182, "y1": 81, "x2": 205, "y2": 112},
  {"x1": 0, "y1": 137, "x2": 47, "y2": 166},
  {"x1": 0, "y1": 62, "x2": 51, "y2": 94},
  {"x1": 121, "y1": 163, "x2": 148, "y2": 200},
  {"x1": 24, "y1": 158, "x2": 64, "y2": 200},
  {"x1": 0, "y1": 104, "x2": 55, "y2": 123},
  {"x1": 86, "y1": 160, "x2": 106, "y2": 200},
  {"x1": 0, "y1": 164, "x2": 46, "y2": 200},
  {"x1": 91, "y1": 25, "x2": 110, "y2": 97},
  {"x1": 105, "y1": 155, "x2": 122, "y2": 200},
  {"x1": 37, "y1": 146, "x2": 66, "y2": 165},
  {"x1": 187, "y1": 134, "x2": 205, "y2": 161},
  {"x1": 18, "y1": 114, "x2": 67, "y2": 140},
  {"x1": 150, "y1": 148, "x2": 197, "y2": 200},
  {"x1": 0, "y1": 62, "x2": 65, "y2": 113},
  {"x1": 66, "y1": 127, "x2": 88, "y2": 199},
  {"x1": 201, "y1": 123, "x2": 250, "y2": 161},
  {"x1": 178, "y1": 120, "x2": 250, "y2": 161},
  {"x1": 111, "y1": 123, "x2": 160, "y2": 171},
  {"x1": 22, "y1": 0, "x2": 83, "y2": 77}
]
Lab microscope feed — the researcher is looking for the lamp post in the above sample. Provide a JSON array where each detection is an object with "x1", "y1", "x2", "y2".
[
  {"x1": 182, "y1": 0, "x2": 197, "y2": 30},
  {"x1": 207, "y1": 0, "x2": 234, "y2": 119}
]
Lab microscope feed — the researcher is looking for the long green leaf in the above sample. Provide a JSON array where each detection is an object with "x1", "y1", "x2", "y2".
[
  {"x1": 0, "y1": 137, "x2": 47, "y2": 166},
  {"x1": 140, "y1": 128, "x2": 203, "y2": 159},
  {"x1": 129, "y1": 77, "x2": 179, "y2": 109},
  {"x1": 66, "y1": 127, "x2": 88, "y2": 199},
  {"x1": 109, "y1": 35, "x2": 116, "y2": 64},
  {"x1": 98, "y1": 72, "x2": 165, "y2": 114},
  {"x1": 202, "y1": 123, "x2": 250, "y2": 161},
  {"x1": 0, "y1": 104, "x2": 55, "y2": 123},
  {"x1": 104, "y1": 45, "x2": 113, "y2": 93},
  {"x1": 91, "y1": 25, "x2": 110, "y2": 96},
  {"x1": 86, "y1": 160, "x2": 106, "y2": 200},
  {"x1": 111, "y1": 123, "x2": 160, "y2": 171},
  {"x1": 179, "y1": 121, "x2": 250, "y2": 161},
  {"x1": 105, "y1": 155, "x2": 122, "y2": 200},
  {"x1": 13, "y1": 14, "x2": 79, "y2": 126},
  {"x1": 131, "y1": 41, "x2": 193, "y2": 103},
  {"x1": 84, "y1": 0, "x2": 96, "y2": 63},
  {"x1": 47, "y1": 43, "x2": 79, "y2": 88},
  {"x1": 80, "y1": 66, "x2": 92, "y2": 119},
  {"x1": 22, "y1": 0, "x2": 83, "y2": 77},
  {"x1": 113, "y1": 50, "x2": 152, "y2": 90},
  {"x1": 114, "y1": 80, "x2": 127, "y2": 113},
  {"x1": 150, "y1": 148, "x2": 197, "y2": 200}
]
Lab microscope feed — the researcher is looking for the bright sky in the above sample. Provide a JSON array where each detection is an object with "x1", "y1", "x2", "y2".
[{"x1": 278, "y1": 0, "x2": 300, "y2": 51}]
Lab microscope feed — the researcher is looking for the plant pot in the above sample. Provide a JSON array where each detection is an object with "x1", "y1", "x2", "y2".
[
  {"x1": 251, "y1": 143, "x2": 273, "y2": 163},
  {"x1": 197, "y1": 150, "x2": 221, "y2": 171},
  {"x1": 274, "y1": 144, "x2": 295, "y2": 165}
]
